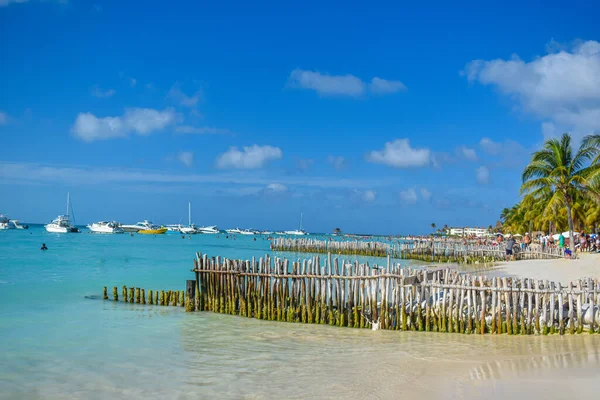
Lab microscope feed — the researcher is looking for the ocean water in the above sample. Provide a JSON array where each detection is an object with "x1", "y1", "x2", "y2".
[{"x1": 1, "y1": 226, "x2": 599, "y2": 399}]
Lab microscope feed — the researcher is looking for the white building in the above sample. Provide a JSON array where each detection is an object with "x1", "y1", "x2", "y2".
[{"x1": 448, "y1": 227, "x2": 489, "y2": 237}]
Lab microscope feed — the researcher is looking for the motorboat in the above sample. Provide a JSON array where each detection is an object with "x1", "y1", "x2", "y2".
[
  {"x1": 284, "y1": 213, "x2": 308, "y2": 235},
  {"x1": 199, "y1": 225, "x2": 219, "y2": 234},
  {"x1": 10, "y1": 220, "x2": 28, "y2": 229},
  {"x1": 87, "y1": 221, "x2": 124, "y2": 234},
  {"x1": 0, "y1": 214, "x2": 15, "y2": 230},
  {"x1": 138, "y1": 225, "x2": 168, "y2": 234},
  {"x1": 121, "y1": 220, "x2": 154, "y2": 233},
  {"x1": 180, "y1": 202, "x2": 200, "y2": 234},
  {"x1": 166, "y1": 224, "x2": 183, "y2": 234},
  {"x1": 226, "y1": 228, "x2": 243, "y2": 234},
  {"x1": 45, "y1": 193, "x2": 79, "y2": 233}
]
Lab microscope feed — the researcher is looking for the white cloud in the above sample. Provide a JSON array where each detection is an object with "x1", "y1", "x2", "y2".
[
  {"x1": 130, "y1": 78, "x2": 137, "y2": 87},
  {"x1": 0, "y1": 0, "x2": 28, "y2": 6},
  {"x1": 399, "y1": 188, "x2": 418, "y2": 204},
  {"x1": 0, "y1": 111, "x2": 8, "y2": 125},
  {"x1": 464, "y1": 40, "x2": 600, "y2": 140},
  {"x1": 71, "y1": 107, "x2": 178, "y2": 142},
  {"x1": 175, "y1": 125, "x2": 229, "y2": 135},
  {"x1": 287, "y1": 69, "x2": 366, "y2": 97},
  {"x1": 215, "y1": 145, "x2": 282, "y2": 169},
  {"x1": 476, "y1": 166, "x2": 489, "y2": 184},
  {"x1": 328, "y1": 155, "x2": 346, "y2": 171},
  {"x1": 176, "y1": 151, "x2": 194, "y2": 167},
  {"x1": 296, "y1": 158, "x2": 313, "y2": 172},
  {"x1": 420, "y1": 188, "x2": 432, "y2": 201},
  {"x1": 266, "y1": 183, "x2": 287, "y2": 193},
  {"x1": 366, "y1": 139, "x2": 431, "y2": 168},
  {"x1": 91, "y1": 85, "x2": 116, "y2": 98},
  {"x1": 168, "y1": 84, "x2": 203, "y2": 108},
  {"x1": 479, "y1": 137, "x2": 502, "y2": 155},
  {"x1": 363, "y1": 190, "x2": 376, "y2": 202},
  {"x1": 457, "y1": 146, "x2": 478, "y2": 161},
  {"x1": 369, "y1": 77, "x2": 407, "y2": 94}
]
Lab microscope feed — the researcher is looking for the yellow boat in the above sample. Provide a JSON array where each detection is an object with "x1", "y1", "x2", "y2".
[{"x1": 137, "y1": 227, "x2": 168, "y2": 235}]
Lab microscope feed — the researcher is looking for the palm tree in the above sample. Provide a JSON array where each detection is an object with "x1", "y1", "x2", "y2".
[{"x1": 521, "y1": 133, "x2": 595, "y2": 252}]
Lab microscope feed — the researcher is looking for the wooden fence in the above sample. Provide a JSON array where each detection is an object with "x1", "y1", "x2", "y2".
[
  {"x1": 187, "y1": 252, "x2": 599, "y2": 335},
  {"x1": 270, "y1": 238, "x2": 565, "y2": 262}
]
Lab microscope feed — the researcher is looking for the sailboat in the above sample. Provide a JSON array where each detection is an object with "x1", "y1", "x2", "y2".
[
  {"x1": 45, "y1": 193, "x2": 79, "y2": 233},
  {"x1": 180, "y1": 202, "x2": 199, "y2": 234},
  {"x1": 284, "y1": 213, "x2": 308, "y2": 235}
]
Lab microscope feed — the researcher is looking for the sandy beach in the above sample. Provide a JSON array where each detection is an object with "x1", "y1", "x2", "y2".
[{"x1": 488, "y1": 252, "x2": 600, "y2": 284}]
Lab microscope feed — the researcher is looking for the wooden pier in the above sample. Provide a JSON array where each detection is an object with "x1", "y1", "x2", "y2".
[
  {"x1": 270, "y1": 238, "x2": 565, "y2": 263},
  {"x1": 182, "y1": 252, "x2": 599, "y2": 335}
]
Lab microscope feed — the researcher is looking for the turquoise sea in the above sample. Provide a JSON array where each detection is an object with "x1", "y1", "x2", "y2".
[{"x1": 2, "y1": 226, "x2": 600, "y2": 399}]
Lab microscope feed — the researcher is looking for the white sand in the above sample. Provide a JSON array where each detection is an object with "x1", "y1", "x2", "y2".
[{"x1": 488, "y1": 252, "x2": 600, "y2": 283}]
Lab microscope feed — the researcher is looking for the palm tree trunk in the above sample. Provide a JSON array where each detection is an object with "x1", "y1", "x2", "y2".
[{"x1": 565, "y1": 199, "x2": 575, "y2": 253}]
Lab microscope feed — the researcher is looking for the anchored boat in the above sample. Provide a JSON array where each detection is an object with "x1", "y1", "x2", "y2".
[
  {"x1": 45, "y1": 193, "x2": 79, "y2": 233},
  {"x1": 87, "y1": 221, "x2": 124, "y2": 234}
]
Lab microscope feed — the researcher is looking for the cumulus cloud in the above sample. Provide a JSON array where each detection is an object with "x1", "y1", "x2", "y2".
[
  {"x1": 399, "y1": 188, "x2": 418, "y2": 204},
  {"x1": 362, "y1": 190, "x2": 376, "y2": 202},
  {"x1": 216, "y1": 145, "x2": 282, "y2": 169},
  {"x1": 168, "y1": 84, "x2": 203, "y2": 108},
  {"x1": 175, "y1": 125, "x2": 230, "y2": 135},
  {"x1": 369, "y1": 77, "x2": 407, "y2": 94},
  {"x1": 176, "y1": 151, "x2": 194, "y2": 167},
  {"x1": 328, "y1": 155, "x2": 346, "y2": 171},
  {"x1": 464, "y1": 40, "x2": 600, "y2": 140},
  {"x1": 366, "y1": 139, "x2": 431, "y2": 168},
  {"x1": 266, "y1": 183, "x2": 287, "y2": 193},
  {"x1": 0, "y1": 111, "x2": 8, "y2": 125},
  {"x1": 420, "y1": 188, "x2": 432, "y2": 201},
  {"x1": 457, "y1": 145, "x2": 478, "y2": 161},
  {"x1": 296, "y1": 158, "x2": 314, "y2": 172},
  {"x1": 91, "y1": 85, "x2": 116, "y2": 98},
  {"x1": 71, "y1": 107, "x2": 178, "y2": 142},
  {"x1": 479, "y1": 137, "x2": 502, "y2": 155},
  {"x1": 476, "y1": 166, "x2": 490, "y2": 184},
  {"x1": 288, "y1": 69, "x2": 366, "y2": 97}
]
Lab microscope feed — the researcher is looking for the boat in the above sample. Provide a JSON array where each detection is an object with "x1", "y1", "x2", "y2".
[
  {"x1": 284, "y1": 213, "x2": 308, "y2": 235},
  {"x1": 225, "y1": 228, "x2": 243, "y2": 234},
  {"x1": 10, "y1": 220, "x2": 28, "y2": 229},
  {"x1": 166, "y1": 224, "x2": 183, "y2": 234},
  {"x1": 121, "y1": 220, "x2": 154, "y2": 233},
  {"x1": 138, "y1": 225, "x2": 168, "y2": 235},
  {"x1": 198, "y1": 225, "x2": 219, "y2": 234},
  {"x1": 180, "y1": 202, "x2": 199, "y2": 234},
  {"x1": 45, "y1": 193, "x2": 79, "y2": 233},
  {"x1": 0, "y1": 214, "x2": 15, "y2": 230},
  {"x1": 87, "y1": 221, "x2": 124, "y2": 234}
]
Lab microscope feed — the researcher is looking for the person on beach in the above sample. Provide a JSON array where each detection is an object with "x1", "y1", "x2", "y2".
[
  {"x1": 559, "y1": 233, "x2": 565, "y2": 249},
  {"x1": 524, "y1": 233, "x2": 531, "y2": 250},
  {"x1": 505, "y1": 235, "x2": 516, "y2": 261}
]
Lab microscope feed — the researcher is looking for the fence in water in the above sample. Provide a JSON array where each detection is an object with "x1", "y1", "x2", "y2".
[
  {"x1": 270, "y1": 238, "x2": 565, "y2": 262},
  {"x1": 182, "y1": 252, "x2": 599, "y2": 335}
]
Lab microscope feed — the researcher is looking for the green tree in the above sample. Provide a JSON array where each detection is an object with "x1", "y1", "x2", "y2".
[{"x1": 521, "y1": 133, "x2": 596, "y2": 252}]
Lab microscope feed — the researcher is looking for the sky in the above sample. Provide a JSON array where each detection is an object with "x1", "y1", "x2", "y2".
[{"x1": 1, "y1": 0, "x2": 599, "y2": 234}]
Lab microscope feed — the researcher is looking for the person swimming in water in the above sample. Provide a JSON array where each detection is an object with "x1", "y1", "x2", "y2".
[{"x1": 40, "y1": 243, "x2": 48, "y2": 251}]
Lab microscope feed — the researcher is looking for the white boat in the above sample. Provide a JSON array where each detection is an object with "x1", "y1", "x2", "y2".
[
  {"x1": 199, "y1": 225, "x2": 219, "y2": 234},
  {"x1": 45, "y1": 193, "x2": 79, "y2": 233},
  {"x1": 226, "y1": 228, "x2": 243, "y2": 234},
  {"x1": 121, "y1": 220, "x2": 154, "y2": 232},
  {"x1": 239, "y1": 229, "x2": 256, "y2": 235},
  {"x1": 0, "y1": 214, "x2": 15, "y2": 230},
  {"x1": 284, "y1": 213, "x2": 308, "y2": 235},
  {"x1": 166, "y1": 224, "x2": 183, "y2": 234},
  {"x1": 87, "y1": 221, "x2": 124, "y2": 234},
  {"x1": 180, "y1": 202, "x2": 199, "y2": 234},
  {"x1": 10, "y1": 220, "x2": 28, "y2": 229}
]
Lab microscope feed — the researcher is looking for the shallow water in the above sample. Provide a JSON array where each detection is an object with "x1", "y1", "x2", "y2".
[{"x1": 1, "y1": 227, "x2": 599, "y2": 399}]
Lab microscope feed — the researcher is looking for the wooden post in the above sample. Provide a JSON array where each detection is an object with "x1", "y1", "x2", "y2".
[
  {"x1": 103, "y1": 286, "x2": 108, "y2": 300},
  {"x1": 149, "y1": 290, "x2": 154, "y2": 305},
  {"x1": 113, "y1": 286, "x2": 118, "y2": 301},
  {"x1": 141, "y1": 288, "x2": 146, "y2": 304},
  {"x1": 186, "y1": 279, "x2": 196, "y2": 312}
]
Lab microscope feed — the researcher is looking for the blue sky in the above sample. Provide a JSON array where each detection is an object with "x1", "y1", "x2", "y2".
[{"x1": 1, "y1": 0, "x2": 599, "y2": 234}]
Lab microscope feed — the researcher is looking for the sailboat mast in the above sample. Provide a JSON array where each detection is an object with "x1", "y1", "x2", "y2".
[
  {"x1": 66, "y1": 192, "x2": 70, "y2": 218},
  {"x1": 299, "y1": 212, "x2": 303, "y2": 231},
  {"x1": 188, "y1": 202, "x2": 191, "y2": 226}
]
